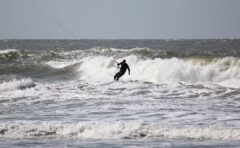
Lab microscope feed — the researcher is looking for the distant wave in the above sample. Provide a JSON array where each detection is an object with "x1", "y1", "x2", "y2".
[
  {"x1": 1, "y1": 46, "x2": 234, "y2": 63},
  {"x1": 0, "y1": 49, "x2": 29, "y2": 61}
]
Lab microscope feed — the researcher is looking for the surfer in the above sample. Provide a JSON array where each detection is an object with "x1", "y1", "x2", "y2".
[{"x1": 114, "y1": 59, "x2": 130, "y2": 81}]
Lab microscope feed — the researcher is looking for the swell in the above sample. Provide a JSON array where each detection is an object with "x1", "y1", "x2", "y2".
[{"x1": 0, "y1": 62, "x2": 81, "y2": 81}]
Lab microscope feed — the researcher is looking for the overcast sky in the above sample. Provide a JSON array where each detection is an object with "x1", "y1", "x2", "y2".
[{"x1": 0, "y1": 0, "x2": 240, "y2": 39}]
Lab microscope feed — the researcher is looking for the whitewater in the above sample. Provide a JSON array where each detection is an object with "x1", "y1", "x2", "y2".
[{"x1": 0, "y1": 40, "x2": 240, "y2": 147}]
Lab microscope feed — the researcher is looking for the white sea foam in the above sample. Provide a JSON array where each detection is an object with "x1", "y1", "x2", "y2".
[
  {"x1": 77, "y1": 56, "x2": 116, "y2": 82},
  {"x1": 46, "y1": 60, "x2": 80, "y2": 69},
  {"x1": 0, "y1": 49, "x2": 19, "y2": 54},
  {"x1": 0, "y1": 78, "x2": 35, "y2": 91},
  {"x1": 77, "y1": 55, "x2": 240, "y2": 88},
  {"x1": 90, "y1": 47, "x2": 129, "y2": 53},
  {"x1": 217, "y1": 79, "x2": 240, "y2": 88},
  {"x1": 0, "y1": 121, "x2": 240, "y2": 140}
]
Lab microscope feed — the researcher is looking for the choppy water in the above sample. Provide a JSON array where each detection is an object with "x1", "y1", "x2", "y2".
[{"x1": 1, "y1": 40, "x2": 240, "y2": 147}]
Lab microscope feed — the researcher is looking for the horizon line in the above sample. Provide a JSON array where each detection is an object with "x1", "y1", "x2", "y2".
[{"x1": 1, "y1": 38, "x2": 240, "y2": 40}]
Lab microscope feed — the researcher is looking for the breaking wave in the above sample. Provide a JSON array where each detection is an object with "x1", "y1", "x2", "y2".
[
  {"x1": 77, "y1": 55, "x2": 240, "y2": 88},
  {"x1": 2, "y1": 50, "x2": 240, "y2": 88},
  {"x1": 0, "y1": 121, "x2": 240, "y2": 140}
]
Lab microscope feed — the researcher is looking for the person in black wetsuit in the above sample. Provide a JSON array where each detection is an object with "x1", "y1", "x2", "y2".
[{"x1": 114, "y1": 59, "x2": 130, "y2": 81}]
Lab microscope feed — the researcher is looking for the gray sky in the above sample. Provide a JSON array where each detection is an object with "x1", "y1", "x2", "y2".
[{"x1": 0, "y1": 0, "x2": 240, "y2": 39}]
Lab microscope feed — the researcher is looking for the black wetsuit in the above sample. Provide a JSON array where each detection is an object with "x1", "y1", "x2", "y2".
[{"x1": 114, "y1": 62, "x2": 130, "y2": 81}]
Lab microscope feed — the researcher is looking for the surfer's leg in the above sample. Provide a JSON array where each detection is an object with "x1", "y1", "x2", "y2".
[
  {"x1": 114, "y1": 72, "x2": 120, "y2": 80},
  {"x1": 116, "y1": 72, "x2": 124, "y2": 80}
]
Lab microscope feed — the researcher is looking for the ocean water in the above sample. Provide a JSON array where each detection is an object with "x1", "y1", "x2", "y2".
[{"x1": 0, "y1": 39, "x2": 240, "y2": 148}]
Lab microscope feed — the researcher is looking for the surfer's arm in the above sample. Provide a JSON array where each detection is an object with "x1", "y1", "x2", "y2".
[{"x1": 117, "y1": 62, "x2": 122, "y2": 66}]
